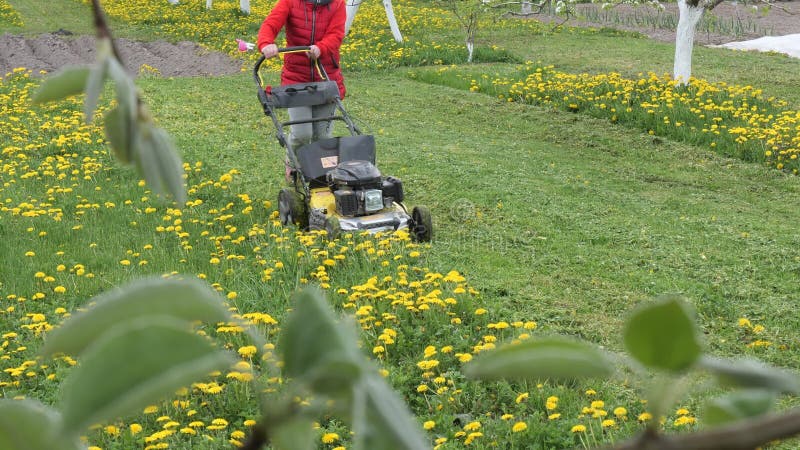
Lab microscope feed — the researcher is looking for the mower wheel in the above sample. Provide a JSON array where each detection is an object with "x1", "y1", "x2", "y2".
[
  {"x1": 411, "y1": 206, "x2": 433, "y2": 242},
  {"x1": 278, "y1": 188, "x2": 308, "y2": 229},
  {"x1": 325, "y1": 216, "x2": 341, "y2": 240}
]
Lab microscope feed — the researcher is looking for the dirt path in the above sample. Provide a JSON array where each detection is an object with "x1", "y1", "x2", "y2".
[{"x1": 0, "y1": 32, "x2": 243, "y2": 77}]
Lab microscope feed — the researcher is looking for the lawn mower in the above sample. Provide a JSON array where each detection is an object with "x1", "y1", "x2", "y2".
[{"x1": 253, "y1": 47, "x2": 432, "y2": 241}]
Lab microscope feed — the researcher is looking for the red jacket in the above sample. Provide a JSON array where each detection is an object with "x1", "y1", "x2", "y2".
[{"x1": 257, "y1": 0, "x2": 346, "y2": 98}]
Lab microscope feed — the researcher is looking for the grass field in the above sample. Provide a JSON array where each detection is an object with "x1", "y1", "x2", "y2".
[{"x1": 2, "y1": 0, "x2": 800, "y2": 449}]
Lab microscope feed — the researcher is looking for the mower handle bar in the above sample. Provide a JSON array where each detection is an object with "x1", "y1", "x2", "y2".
[{"x1": 253, "y1": 46, "x2": 330, "y2": 89}]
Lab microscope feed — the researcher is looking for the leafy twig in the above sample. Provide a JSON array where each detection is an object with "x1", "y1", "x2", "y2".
[{"x1": 605, "y1": 407, "x2": 800, "y2": 450}]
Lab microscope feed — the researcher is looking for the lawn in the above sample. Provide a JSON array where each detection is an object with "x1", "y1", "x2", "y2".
[{"x1": 1, "y1": 0, "x2": 800, "y2": 449}]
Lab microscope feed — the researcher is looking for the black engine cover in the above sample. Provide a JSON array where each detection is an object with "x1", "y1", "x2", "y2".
[
  {"x1": 327, "y1": 160, "x2": 382, "y2": 190},
  {"x1": 382, "y1": 176, "x2": 404, "y2": 203}
]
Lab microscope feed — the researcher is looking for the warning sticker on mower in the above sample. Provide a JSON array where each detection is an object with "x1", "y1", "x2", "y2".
[{"x1": 321, "y1": 156, "x2": 339, "y2": 168}]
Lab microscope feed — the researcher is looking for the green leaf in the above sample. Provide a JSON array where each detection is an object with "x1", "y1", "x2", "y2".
[
  {"x1": 704, "y1": 389, "x2": 776, "y2": 426},
  {"x1": 41, "y1": 276, "x2": 232, "y2": 358},
  {"x1": 31, "y1": 65, "x2": 89, "y2": 104},
  {"x1": 104, "y1": 106, "x2": 132, "y2": 163},
  {"x1": 272, "y1": 417, "x2": 315, "y2": 450},
  {"x1": 150, "y1": 126, "x2": 187, "y2": 205},
  {"x1": 305, "y1": 359, "x2": 363, "y2": 396},
  {"x1": 279, "y1": 288, "x2": 362, "y2": 382},
  {"x1": 623, "y1": 294, "x2": 701, "y2": 372},
  {"x1": 59, "y1": 316, "x2": 233, "y2": 436},
  {"x1": 133, "y1": 124, "x2": 187, "y2": 204},
  {"x1": 699, "y1": 356, "x2": 800, "y2": 394},
  {"x1": 463, "y1": 337, "x2": 613, "y2": 381},
  {"x1": 84, "y1": 58, "x2": 108, "y2": 123},
  {"x1": 104, "y1": 57, "x2": 139, "y2": 164},
  {"x1": 0, "y1": 399, "x2": 82, "y2": 450},
  {"x1": 355, "y1": 374, "x2": 431, "y2": 450}
]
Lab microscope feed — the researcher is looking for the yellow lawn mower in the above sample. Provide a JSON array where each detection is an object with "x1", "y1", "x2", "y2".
[{"x1": 253, "y1": 47, "x2": 432, "y2": 241}]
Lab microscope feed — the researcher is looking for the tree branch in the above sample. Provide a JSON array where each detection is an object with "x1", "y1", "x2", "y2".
[
  {"x1": 604, "y1": 408, "x2": 800, "y2": 450},
  {"x1": 90, "y1": 0, "x2": 124, "y2": 64},
  {"x1": 491, "y1": 0, "x2": 551, "y2": 15}
]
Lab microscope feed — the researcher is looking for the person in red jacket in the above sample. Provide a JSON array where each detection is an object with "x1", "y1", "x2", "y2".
[{"x1": 257, "y1": 0, "x2": 347, "y2": 150}]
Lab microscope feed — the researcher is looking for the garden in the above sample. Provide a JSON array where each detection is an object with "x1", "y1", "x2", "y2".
[{"x1": 1, "y1": 0, "x2": 800, "y2": 449}]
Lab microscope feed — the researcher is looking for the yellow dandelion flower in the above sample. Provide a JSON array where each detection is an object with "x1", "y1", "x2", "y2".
[{"x1": 321, "y1": 432, "x2": 340, "y2": 444}]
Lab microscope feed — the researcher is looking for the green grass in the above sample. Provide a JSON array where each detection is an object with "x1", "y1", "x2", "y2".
[
  {"x1": 484, "y1": 25, "x2": 800, "y2": 109},
  {"x1": 2, "y1": 0, "x2": 166, "y2": 39},
  {"x1": 141, "y1": 70, "x2": 800, "y2": 359}
]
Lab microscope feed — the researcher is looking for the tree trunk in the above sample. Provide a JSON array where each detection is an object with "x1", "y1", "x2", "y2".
[
  {"x1": 240, "y1": 0, "x2": 250, "y2": 14},
  {"x1": 167, "y1": 0, "x2": 179, "y2": 4},
  {"x1": 383, "y1": 0, "x2": 404, "y2": 43},
  {"x1": 346, "y1": 0, "x2": 403, "y2": 43},
  {"x1": 206, "y1": 0, "x2": 213, "y2": 10},
  {"x1": 673, "y1": 0, "x2": 705, "y2": 85},
  {"x1": 521, "y1": 1, "x2": 532, "y2": 15},
  {"x1": 345, "y1": 1, "x2": 361, "y2": 36}
]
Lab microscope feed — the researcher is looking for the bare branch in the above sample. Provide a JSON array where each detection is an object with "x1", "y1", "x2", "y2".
[
  {"x1": 705, "y1": 0, "x2": 726, "y2": 12},
  {"x1": 90, "y1": 0, "x2": 124, "y2": 64},
  {"x1": 549, "y1": 15, "x2": 572, "y2": 32},
  {"x1": 490, "y1": 0, "x2": 547, "y2": 13},
  {"x1": 759, "y1": 0, "x2": 796, "y2": 15},
  {"x1": 604, "y1": 408, "x2": 800, "y2": 450}
]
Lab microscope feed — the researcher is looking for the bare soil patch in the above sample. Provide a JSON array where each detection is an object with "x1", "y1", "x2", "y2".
[
  {"x1": 539, "y1": 0, "x2": 800, "y2": 45},
  {"x1": 0, "y1": 32, "x2": 243, "y2": 77}
]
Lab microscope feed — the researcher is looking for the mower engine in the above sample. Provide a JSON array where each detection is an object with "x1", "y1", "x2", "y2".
[{"x1": 327, "y1": 160, "x2": 404, "y2": 217}]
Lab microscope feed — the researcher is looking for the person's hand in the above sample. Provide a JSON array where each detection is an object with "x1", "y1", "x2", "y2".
[
  {"x1": 308, "y1": 45, "x2": 321, "y2": 60},
  {"x1": 261, "y1": 44, "x2": 278, "y2": 59}
]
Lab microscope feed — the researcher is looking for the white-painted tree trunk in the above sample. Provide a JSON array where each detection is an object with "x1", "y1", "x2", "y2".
[
  {"x1": 521, "y1": 1, "x2": 532, "y2": 15},
  {"x1": 346, "y1": 0, "x2": 403, "y2": 43},
  {"x1": 673, "y1": 0, "x2": 705, "y2": 85},
  {"x1": 240, "y1": 0, "x2": 250, "y2": 14},
  {"x1": 383, "y1": 0, "x2": 404, "y2": 43},
  {"x1": 345, "y1": 1, "x2": 361, "y2": 36},
  {"x1": 206, "y1": 0, "x2": 213, "y2": 10},
  {"x1": 466, "y1": 40, "x2": 474, "y2": 63},
  {"x1": 167, "y1": 0, "x2": 179, "y2": 4}
]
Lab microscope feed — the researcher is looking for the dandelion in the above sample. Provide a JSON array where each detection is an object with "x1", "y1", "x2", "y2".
[
  {"x1": 321, "y1": 433, "x2": 340, "y2": 444},
  {"x1": 423, "y1": 420, "x2": 436, "y2": 430},
  {"x1": 463, "y1": 421, "x2": 481, "y2": 431},
  {"x1": 571, "y1": 424, "x2": 587, "y2": 433},
  {"x1": 674, "y1": 416, "x2": 696, "y2": 427},
  {"x1": 511, "y1": 422, "x2": 527, "y2": 432}
]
